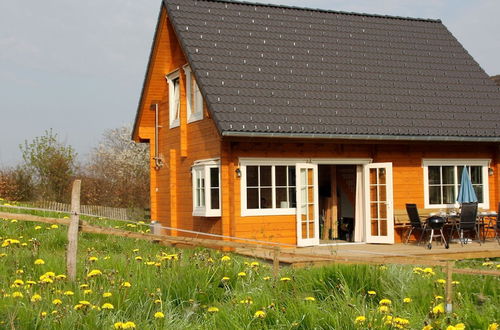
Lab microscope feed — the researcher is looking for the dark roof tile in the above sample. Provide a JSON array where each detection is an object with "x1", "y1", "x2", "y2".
[{"x1": 165, "y1": 0, "x2": 500, "y2": 139}]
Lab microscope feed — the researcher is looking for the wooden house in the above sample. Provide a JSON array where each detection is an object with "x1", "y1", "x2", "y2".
[{"x1": 132, "y1": 0, "x2": 500, "y2": 246}]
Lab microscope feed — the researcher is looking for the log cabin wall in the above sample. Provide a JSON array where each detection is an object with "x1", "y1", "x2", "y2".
[
  {"x1": 135, "y1": 7, "x2": 223, "y2": 237},
  {"x1": 224, "y1": 139, "x2": 499, "y2": 245}
]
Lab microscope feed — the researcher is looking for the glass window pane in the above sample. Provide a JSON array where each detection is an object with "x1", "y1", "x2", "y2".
[
  {"x1": 442, "y1": 185, "x2": 455, "y2": 204},
  {"x1": 289, "y1": 187, "x2": 296, "y2": 208},
  {"x1": 211, "y1": 188, "x2": 219, "y2": 209},
  {"x1": 247, "y1": 188, "x2": 259, "y2": 209},
  {"x1": 370, "y1": 169, "x2": 377, "y2": 185},
  {"x1": 260, "y1": 166, "x2": 272, "y2": 186},
  {"x1": 288, "y1": 166, "x2": 296, "y2": 186},
  {"x1": 428, "y1": 166, "x2": 440, "y2": 184},
  {"x1": 442, "y1": 166, "x2": 454, "y2": 184},
  {"x1": 260, "y1": 188, "x2": 272, "y2": 208},
  {"x1": 246, "y1": 166, "x2": 258, "y2": 187},
  {"x1": 378, "y1": 168, "x2": 386, "y2": 185},
  {"x1": 470, "y1": 166, "x2": 482, "y2": 185},
  {"x1": 276, "y1": 188, "x2": 288, "y2": 208},
  {"x1": 473, "y1": 185, "x2": 483, "y2": 203},
  {"x1": 210, "y1": 168, "x2": 219, "y2": 188},
  {"x1": 275, "y1": 166, "x2": 287, "y2": 186},
  {"x1": 429, "y1": 186, "x2": 441, "y2": 205}
]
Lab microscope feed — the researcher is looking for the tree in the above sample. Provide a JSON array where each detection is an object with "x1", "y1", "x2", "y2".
[
  {"x1": 0, "y1": 166, "x2": 34, "y2": 201},
  {"x1": 20, "y1": 129, "x2": 77, "y2": 202},
  {"x1": 82, "y1": 125, "x2": 150, "y2": 208}
]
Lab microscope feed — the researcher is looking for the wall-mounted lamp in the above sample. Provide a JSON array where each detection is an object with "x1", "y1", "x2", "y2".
[
  {"x1": 235, "y1": 168, "x2": 241, "y2": 178},
  {"x1": 488, "y1": 167, "x2": 494, "y2": 176}
]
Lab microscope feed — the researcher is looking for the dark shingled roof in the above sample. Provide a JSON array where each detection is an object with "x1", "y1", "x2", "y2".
[{"x1": 164, "y1": 0, "x2": 500, "y2": 141}]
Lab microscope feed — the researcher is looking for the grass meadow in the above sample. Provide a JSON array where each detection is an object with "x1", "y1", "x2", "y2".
[{"x1": 0, "y1": 206, "x2": 499, "y2": 329}]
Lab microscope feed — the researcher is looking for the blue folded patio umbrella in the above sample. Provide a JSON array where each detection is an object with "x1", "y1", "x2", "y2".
[{"x1": 457, "y1": 166, "x2": 478, "y2": 203}]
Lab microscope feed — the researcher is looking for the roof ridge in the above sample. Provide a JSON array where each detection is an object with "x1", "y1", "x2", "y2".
[{"x1": 184, "y1": 0, "x2": 442, "y2": 23}]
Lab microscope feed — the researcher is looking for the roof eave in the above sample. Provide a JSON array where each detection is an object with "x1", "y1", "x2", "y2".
[{"x1": 221, "y1": 131, "x2": 500, "y2": 142}]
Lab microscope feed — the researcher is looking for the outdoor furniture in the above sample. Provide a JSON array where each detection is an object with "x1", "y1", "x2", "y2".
[
  {"x1": 404, "y1": 204, "x2": 428, "y2": 245},
  {"x1": 484, "y1": 202, "x2": 500, "y2": 244},
  {"x1": 425, "y1": 215, "x2": 449, "y2": 250},
  {"x1": 450, "y1": 202, "x2": 480, "y2": 246}
]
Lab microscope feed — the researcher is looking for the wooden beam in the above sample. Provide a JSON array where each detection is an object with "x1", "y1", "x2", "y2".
[{"x1": 67, "y1": 180, "x2": 81, "y2": 281}]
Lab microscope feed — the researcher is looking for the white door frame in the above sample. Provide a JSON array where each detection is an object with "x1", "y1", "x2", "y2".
[
  {"x1": 363, "y1": 162, "x2": 394, "y2": 244},
  {"x1": 296, "y1": 163, "x2": 320, "y2": 247}
]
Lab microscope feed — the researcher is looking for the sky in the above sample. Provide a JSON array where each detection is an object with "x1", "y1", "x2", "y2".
[{"x1": 1, "y1": 0, "x2": 499, "y2": 166}]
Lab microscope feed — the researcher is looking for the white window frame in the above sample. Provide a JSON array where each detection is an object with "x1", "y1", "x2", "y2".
[
  {"x1": 192, "y1": 159, "x2": 221, "y2": 217},
  {"x1": 183, "y1": 65, "x2": 203, "y2": 123},
  {"x1": 166, "y1": 70, "x2": 180, "y2": 128},
  {"x1": 240, "y1": 159, "x2": 298, "y2": 217},
  {"x1": 422, "y1": 159, "x2": 490, "y2": 209}
]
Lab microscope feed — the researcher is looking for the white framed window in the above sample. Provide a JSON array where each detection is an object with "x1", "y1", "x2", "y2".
[
  {"x1": 240, "y1": 160, "x2": 297, "y2": 216},
  {"x1": 422, "y1": 159, "x2": 490, "y2": 209},
  {"x1": 192, "y1": 159, "x2": 220, "y2": 217},
  {"x1": 166, "y1": 70, "x2": 180, "y2": 128},
  {"x1": 183, "y1": 65, "x2": 203, "y2": 123}
]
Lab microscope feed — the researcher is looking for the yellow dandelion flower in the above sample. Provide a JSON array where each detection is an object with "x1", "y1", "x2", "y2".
[
  {"x1": 50, "y1": 224, "x2": 59, "y2": 229},
  {"x1": 74, "y1": 304, "x2": 84, "y2": 310},
  {"x1": 154, "y1": 299, "x2": 161, "y2": 304},
  {"x1": 280, "y1": 277, "x2": 292, "y2": 282},
  {"x1": 422, "y1": 325, "x2": 433, "y2": 330},
  {"x1": 11, "y1": 279, "x2": 24, "y2": 287},
  {"x1": 263, "y1": 276, "x2": 271, "y2": 281},
  {"x1": 122, "y1": 322, "x2": 136, "y2": 329},
  {"x1": 40, "y1": 311, "x2": 47, "y2": 318},
  {"x1": 452, "y1": 280, "x2": 460, "y2": 285},
  {"x1": 304, "y1": 296, "x2": 315, "y2": 301},
  {"x1": 52, "y1": 299, "x2": 62, "y2": 305},
  {"x1": 79, "y1": 300, "x2": 91, "y2": 305},
  {"x1": 88, "y1": 256, "x2": 98, "y2": 262},
  {"x1": 55, "y1": 274, "x2": 67, "y2": 280},
  {"x1": 250, "y1": 261, "x2": 260, "y2": 268},
  {"x1": 221, "y1": 255, "x2": 231, "y2": 262},
  {"x1": 488, "y1": 323, "x2": 498, "y2": 330},
  {"x1": 34, "y1": 259, "x2": 45, "y2": 265},
  {"x1": 403, "y1": 297, "x2": 412, "y2": 303},
  {"x1": 378, "y1": 305, "x2": 390, "y2": 313},
  {"x1": 35, "y1": 225, "x2": 42, "y2": 230},
  {"x1": 435, "y1": 295, "x2": 444, "y2": 301},
  {"x1": 207, "y1": 306, "x2": 219, "y2": 313},
  {"x1": 221, "y1": 276, "x2": 230, "y2": 281},
  {"x1": 102, "y1": 303, "x2": 114, "y2": 310},
  {"x1": 12, "y1": 291, "x2": 23, "y2": 298},
  {"x1": 154, "y1": 311, "x2": 165, "y2": 319},
  {"x1": 31, "y1": 294, "x2": 42, "y2": 302},
  {"x1": 103, "y1": 292, "x2": 112, "y2": 298},
  {"x1": 134, "y1": 256, "x2": 143, "y2": 261},
  {"x1": 482, "y1": 261, "x2": 494, "y2": 267},
  {"x1": 454, "y1": 323, "x2": 465, "y2": 330},
  {"x1": 145, "y1": 261, "x2": 155, "y2": 266},
  {"x1": 254, "y1": 310, "x2": 266, "y2": 319},
  {"x1": 64, "y1": 290, "x2": 74, "y2": 296},
  {"x1": 121, "y1": 281, "x2": 132, "y2": 288},
  {"x1": 39, "y1": 277, "x2": 53, "y2": 284},
  {"x1": 436, "y1": 279, "x2": 446, "y2": 284},
  {"x1": 10, "y1": 219, "x2": 17, "y2": 223},
  {"x1": 86, "y1": 269, "x2": 102, "y2": 278},
  {"x1": 379, "y1": 298, "x2": 392, "y2": 306},
  {"x1": 354, "y1": 316, "x2": 366, "y2": 325},
  {"x1": 367, "y1": 290, "x2": 376, "y2": 296},
  {"x1": 237, "y1": 272, "x2": 246, "y2": 277},
  {"x1": 84, "y1": 289, "x2": 92, "y2": 295},
  {"x1": 432, "y1": 303, "x2": 445, "y2": 315},
  {"x1": 16, "y1": 269, "x2": 24, "y2": 274},
  {"x1": 114, "y1": 322, "x2": 124, "y2": 329}
]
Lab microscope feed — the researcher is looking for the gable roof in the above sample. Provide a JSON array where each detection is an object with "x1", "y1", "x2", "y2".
[{"x1": 163, "y1": 0, "x2": 500, "y2": 141}]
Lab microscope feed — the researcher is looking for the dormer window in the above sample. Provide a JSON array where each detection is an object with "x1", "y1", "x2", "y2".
[
  {"x1": 184, "y1": 65, "x2": 203, "y2": 123},
  {"x1": 166, "y1": 70, "x2": 180, "y2": 128}
]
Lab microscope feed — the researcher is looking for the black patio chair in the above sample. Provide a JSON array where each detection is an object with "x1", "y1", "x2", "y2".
[
  {"x1": 450, "y1": 202, "x2": 480, "y2": 246},
  {"x1": 404, "y1": 204, "x2": 428, "y2": 245},
  {"x1": 484, "y1": 202, "x2": 500, "y2": 245}
]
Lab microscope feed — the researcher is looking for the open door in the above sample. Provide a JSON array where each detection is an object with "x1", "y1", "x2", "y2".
[
  {"x1": 296, "y1": 164, "x2": 320, "y2": 247},
  {"x1": 364, "y1": 163, "x2": 394, "y2": 244}
]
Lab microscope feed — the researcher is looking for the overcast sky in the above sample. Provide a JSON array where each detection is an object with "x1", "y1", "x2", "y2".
[{"x1": 1, "y1": 0, "x2": 499, "y2": 166}]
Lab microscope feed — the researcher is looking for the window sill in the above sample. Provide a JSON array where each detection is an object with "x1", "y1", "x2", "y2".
[
  {"x1": 193, "y1": 209, "x2": 221, "y2": 217},
  {"x1": 241, "y1": 208, "x2": 296, "y2": 217},
  {"x1": 188, "y1": 114, "x2": 203, "y2": 123}
]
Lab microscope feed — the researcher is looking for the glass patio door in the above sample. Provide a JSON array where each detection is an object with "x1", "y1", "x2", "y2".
[
  {"x1": 296, "y1": 163, "x2": 319, "y2": 247},
  {"x1": 364, "y1": 163, "x2": 394, "y2": 244}
]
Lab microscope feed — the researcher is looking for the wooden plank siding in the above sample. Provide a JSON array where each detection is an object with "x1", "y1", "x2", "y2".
[
  {"x1": 225, "y1": 140, "x2": 499, "y2": 245},
  {"x1": 134, "y1": 7, "x2": 223, "y2": 237}
]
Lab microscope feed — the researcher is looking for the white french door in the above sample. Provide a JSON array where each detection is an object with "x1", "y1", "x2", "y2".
[
  {"x1": 364, "y1": 163, "x2": 394, "y2": 244},
  {"x1": 296, "y1": 163, "x2": 320, "y2": 247}
]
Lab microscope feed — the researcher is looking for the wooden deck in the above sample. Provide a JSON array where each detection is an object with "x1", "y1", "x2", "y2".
[{"x1": 235, "y1": 241, "x2": 500, "y2": 268}]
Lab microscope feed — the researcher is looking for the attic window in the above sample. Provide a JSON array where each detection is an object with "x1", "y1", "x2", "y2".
[
  {"x1": 166, "y1": 70, "x2": 180, "y2": 128},
  {"x1": 184, "y1": 66, "x2": 204, "y2": 123}
]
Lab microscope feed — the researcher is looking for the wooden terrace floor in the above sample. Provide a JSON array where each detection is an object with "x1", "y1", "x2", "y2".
[{"x1": 235, "y1": 241, "x2": 500, "y2": 268}]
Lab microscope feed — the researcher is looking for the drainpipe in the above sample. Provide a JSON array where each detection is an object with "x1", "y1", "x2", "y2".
[{"x1": 150, "y1": 102, "x2": 163, "y2": 170}]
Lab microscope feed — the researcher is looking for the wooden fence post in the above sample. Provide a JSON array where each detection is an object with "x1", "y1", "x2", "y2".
[
  {"x1": 273, "y1": 246, "x2": 281, "y2": 278},
  {"x1": 445, "y1": 261, "x2": 454, "y2": 313},
  {"x1": 66, "y1": 180, "x2": 81, "y2": 281}
]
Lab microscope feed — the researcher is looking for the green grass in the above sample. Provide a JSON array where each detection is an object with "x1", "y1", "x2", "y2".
[{"x1": 0, "y1": 214, "x2": 499, "y2": 329}]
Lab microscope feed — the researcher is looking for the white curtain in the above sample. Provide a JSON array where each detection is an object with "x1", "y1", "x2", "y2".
[
  {"x1": 173, "y1": 80, "x2": 180, "y2": 121},
  {"x1": 354, "y1": 165, "x2": 364, "y2": 242}
]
